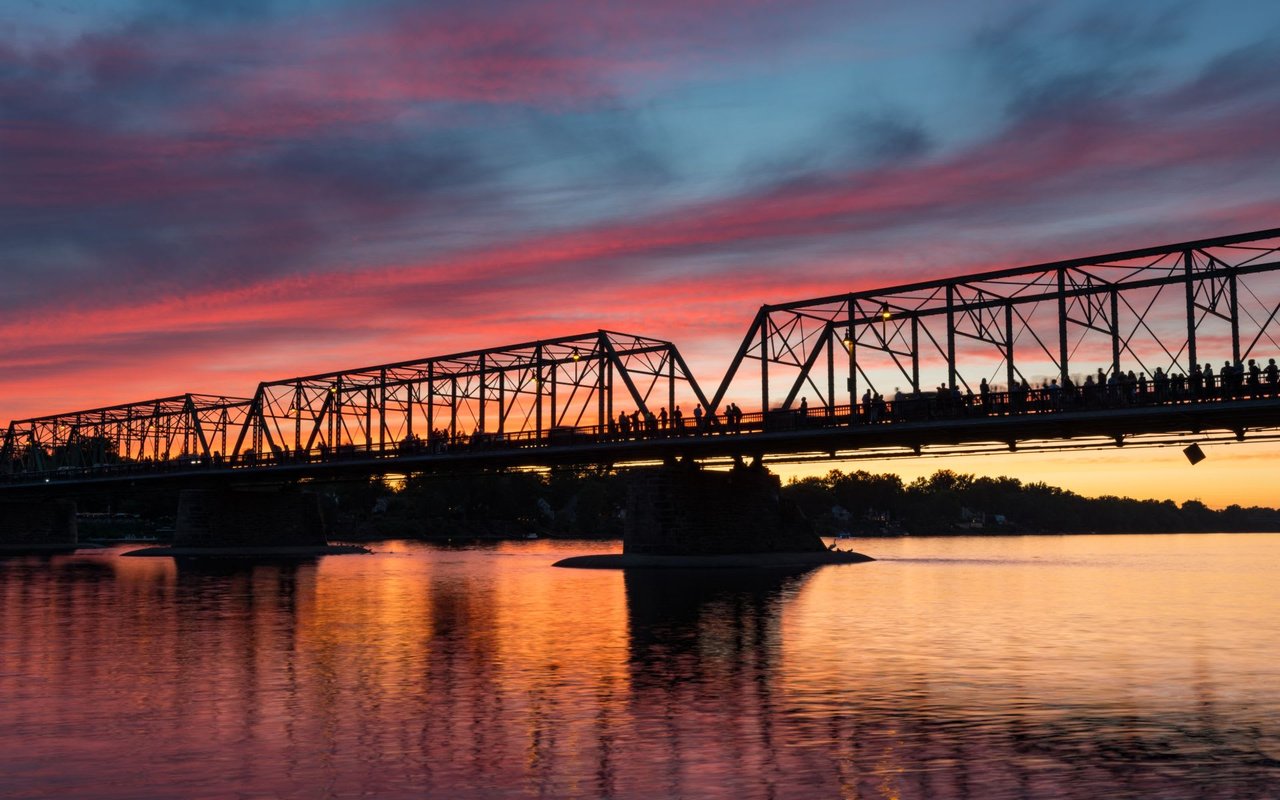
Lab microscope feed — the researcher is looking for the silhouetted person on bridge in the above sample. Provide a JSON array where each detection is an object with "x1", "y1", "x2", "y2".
[
  {"x1": 692, "y1": 404, "x2": 703, "y2": 433},
  {"x1": 1203, "y1": 363, "x2": 1216, "y2": 397},
  {"x1": 1267, "y1": 359, "x2": 1279, "y2": 393},
  {"x1": 659, "y1": 407, "x2": 668, "y2": 429}
]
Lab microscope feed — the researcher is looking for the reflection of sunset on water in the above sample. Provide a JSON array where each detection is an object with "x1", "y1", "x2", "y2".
[{"x1": 3, "y1": 537, "x2": 1278, "y2": 798}]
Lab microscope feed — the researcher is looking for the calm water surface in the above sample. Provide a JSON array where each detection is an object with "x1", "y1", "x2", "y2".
[{"x1": 2, "y1": 534, "x2": 1279, "y2": 799}]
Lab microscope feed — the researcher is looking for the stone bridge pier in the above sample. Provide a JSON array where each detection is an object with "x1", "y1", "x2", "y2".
[
  {"x1": 623, "y1": 461, "x2": 825, "y2": 555},
  {"x1": 174, "y1": 489, "x2": 329, "y2": 548}
]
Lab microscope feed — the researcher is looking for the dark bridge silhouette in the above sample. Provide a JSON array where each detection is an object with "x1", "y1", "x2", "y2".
[{"x1": 6, "y1": 227, "x2": 1280, "y2": 491}]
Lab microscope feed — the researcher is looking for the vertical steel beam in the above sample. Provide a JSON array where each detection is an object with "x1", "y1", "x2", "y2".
[
  {"x1": 847, "y1": 303, "x2": 856, "y2": 416},
  {"x1": 668, "y1": 349, "x2": 676, "y2": 419},
  {"x1": 365, "y1": 388, "x2": 373, "y2": 452},
  {"x1": 426, "y1": 364, "x2": 434, "y2": 439},
  {"x1": 1005, "y1": 304, "x2": 1015, "y2": 391},
  {"x1": 478, "y1": 355, "x2": 487, "y2": 434},
  {"x1": 826, "y1": 327, "x2": 835, "y2": 411},
  {"x1": 1057, "y1": 269, "x2": 1069, "y2": 386},
  {"x1": 294, "y1": 381, "x2": 303, "y2": 452},
  {"x1": 1229, "y1": 272, "x2": 1241, "y2": 364},
  {"x1": 760, "y1": 317, "x2": 770, "y2": 412},
  {"x1": 379, "y1": 368, "x2": 387, "y2": 452},
  {"x1": 911, "y1": 316, "x2": 920, "y2": 392},
  {"x1": 551, "y1": 359, "x2": 558, "y2": 428},
  {"x1": 535, "y1": 344, "x2": 544, "y2": 438},
  {"x1": 450, "y1": 376, "x2": 457, "y2": 441},
  {"x1": 1184, "y1": 249, "x2": 1198, "y2": 373},
  {"x1": 599, "y1": 347, "x2": 608, "y2": 434},
  {"x1": 946, "y1": 285, "x2": 957, "y2": 388},
  {"x1": 334, "y1": 377, "x2": 344, "y2": 447},
  {"x1": 1110, "y1": 289, "x2": 1121, "y2": 378},
  {"x1": 406, "y1": 382, "x2": 414, "y2": 441},
  {"x1": 499, "y1": 371, "x2": 506, "y2": 434}
]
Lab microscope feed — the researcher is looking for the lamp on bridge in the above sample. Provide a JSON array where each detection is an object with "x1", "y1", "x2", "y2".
[
  {"x1": 880, "y1": 302, "x2": 892, "y2": 322},
  {"x1": 571, "y1": 347, "x2": 581, "y2": 362}
]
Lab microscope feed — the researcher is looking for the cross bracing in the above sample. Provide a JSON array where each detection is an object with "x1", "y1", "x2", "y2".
[
  {"x1": 4, "y1": 227, "x2": 1280, "y2": 486},
  {"x1": 710, "y1": 227, "x2": 1280, "y2": 415},
  {"x1": 1, "y1": 394, "x2": 252, "y2": 474},
  {"x1": 233, "y1": 330, "x2": 707, "y2": 463}
]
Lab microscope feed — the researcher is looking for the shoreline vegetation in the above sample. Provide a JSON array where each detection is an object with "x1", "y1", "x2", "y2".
[{"x1": 79, "y1": 468, "x2": 1280, "y2": 543}]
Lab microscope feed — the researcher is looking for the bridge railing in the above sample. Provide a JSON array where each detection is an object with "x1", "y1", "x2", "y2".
[{"x1": 8, "y1": 371, "x2": 1279, "y2": 484}]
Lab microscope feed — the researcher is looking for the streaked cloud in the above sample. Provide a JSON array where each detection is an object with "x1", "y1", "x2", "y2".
[{"x1": 3, "y1": 0, "x2": 1280, "y2": 504}]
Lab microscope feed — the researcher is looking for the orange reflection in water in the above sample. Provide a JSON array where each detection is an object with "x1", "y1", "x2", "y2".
[{"x1": 2, "y1": 536, "x2": 1279, "y2": 799}]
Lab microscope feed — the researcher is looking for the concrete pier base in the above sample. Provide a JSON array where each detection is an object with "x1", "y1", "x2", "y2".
[
  {"x1": 0, "y1": 500, "x2": 78, "y2": 552},
  {"x1": 623, "y1": 462, "x2": 826, "y2": 555},
  {"x1": 124, "y1": 489, "x2": 366, "y2": 557},
  {"x1": 555, "y1": 463, "x2": 871, "y2": 569},
  {"x1": 173, "y1": 489, "x2": 328, "y2": 547}
]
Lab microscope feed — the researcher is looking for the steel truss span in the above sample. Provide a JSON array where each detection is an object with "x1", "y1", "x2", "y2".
[
  {"x1": 3, "y1": 331, "x2": 708, "y2": 481},
  {"x1": 711, "y1": 227, "x2": 1280, "y2": 416},
  {"x1": 2, "y1": 395, "x2": 251, "y2": 475},
  {"x1": 4, "y1": 228, "x2": 1280, "y2": 488}
]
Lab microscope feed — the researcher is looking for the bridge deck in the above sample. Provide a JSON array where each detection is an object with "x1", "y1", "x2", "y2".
[{"x1": 7, "y1": 387, "x2": 1280, "y2": 491}]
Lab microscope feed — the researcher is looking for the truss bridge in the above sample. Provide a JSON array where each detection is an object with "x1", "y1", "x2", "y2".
[{"x1": 6, "y1": 227, "x2": 1280, "y2": 491}]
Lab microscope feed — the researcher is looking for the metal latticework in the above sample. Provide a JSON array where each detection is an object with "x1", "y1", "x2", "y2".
[
  {"x1": 2, "y1": 394, "x2": 252, "y2": 474},
  {"x1": 230, "y1": 331, "x2": 708, "y2": 463},
  {"x1": 4, "y1": 228, "x2": 1280, "y2": 486},
  {"x1": 711, "y1": 227, "x2": 1280, "y2": 414}
]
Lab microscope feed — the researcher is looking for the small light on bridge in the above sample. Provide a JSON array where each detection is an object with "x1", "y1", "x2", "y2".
[
  {"x1": 880, "y1": 303, "x2": 892, "y2": 322},
  {"x1": 842, "y1": 328, "x2": 853, "y2": 347},
  {"x1": 571, "y1": 347, "x2": 581, "y2": 362}
]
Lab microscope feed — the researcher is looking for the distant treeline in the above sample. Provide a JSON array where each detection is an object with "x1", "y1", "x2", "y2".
[
  {"x1": 319, "y1": 466, "x2": 1280, "y2": 539},
  {"x1": 783, "y1": 469, "x2": 1280, "y2": 535}
]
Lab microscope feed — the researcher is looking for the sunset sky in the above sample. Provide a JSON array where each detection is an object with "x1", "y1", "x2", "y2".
[{"x1": 4, "y1": 0, "x2": 1280, "y2": 507}]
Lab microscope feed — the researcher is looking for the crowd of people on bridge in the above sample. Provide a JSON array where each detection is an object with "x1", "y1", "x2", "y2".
[{"x1": 9, "y1": 356, "x2": 1278, "y2": 482}]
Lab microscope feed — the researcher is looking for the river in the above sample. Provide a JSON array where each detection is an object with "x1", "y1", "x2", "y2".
[{"x1": 2, "y1": 534, "x2": 1278, "y2": 799}]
